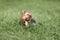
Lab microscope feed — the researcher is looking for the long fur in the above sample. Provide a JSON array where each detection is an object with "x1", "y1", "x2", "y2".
[{"x1": 20, "y1": 10, "x2": 32, "y2": 26}]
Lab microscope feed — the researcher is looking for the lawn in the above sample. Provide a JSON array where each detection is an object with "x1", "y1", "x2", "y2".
[{"x1": 0, "y1": 0, "x2": 60, "y2": 40}]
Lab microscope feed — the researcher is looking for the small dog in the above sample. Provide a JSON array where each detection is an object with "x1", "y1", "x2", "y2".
[
  {"x1": 20, "y1": 10, "x2": 32, "y2": 26},
  {"x1": 20, "y1": 10, "x2": 42, "y2": 26}
]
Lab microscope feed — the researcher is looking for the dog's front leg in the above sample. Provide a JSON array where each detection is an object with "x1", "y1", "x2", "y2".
[{"x1": 25, "y1": 21, "x2": 28, "y2": 26}]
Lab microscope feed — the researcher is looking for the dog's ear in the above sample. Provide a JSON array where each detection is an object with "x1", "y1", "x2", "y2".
[
  {"x1": 22, "y1": 10, "x2": 25, "y2": 15},
  {"x1": 21, "y1": 10, "x2": 27, "y2": 18},
  {"x1": 22, "y1": 10, "x2": 27, "y2": 13}
]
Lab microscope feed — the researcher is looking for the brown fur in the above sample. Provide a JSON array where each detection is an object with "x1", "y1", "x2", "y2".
[{"x1": 20, "y1": 10, "x2": 32, "y2": 26}]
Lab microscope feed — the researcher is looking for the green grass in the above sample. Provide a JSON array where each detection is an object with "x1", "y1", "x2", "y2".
[{"x1": 0, "y1": 0, "x2": 60, "y2": 40}]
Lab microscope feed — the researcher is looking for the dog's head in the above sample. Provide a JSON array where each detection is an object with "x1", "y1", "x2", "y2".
[
  {"x1": 22, "y1": 10, "x2": 31, "y2": 21},
  {"x1": 21, "y1": 10, "x2": 32, "y2": 26}
]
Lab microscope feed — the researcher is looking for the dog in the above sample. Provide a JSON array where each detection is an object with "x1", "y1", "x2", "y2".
[
  {"x1": 20, "y1": 10, "x2": 32, "y2": 26},
  {"x1": 20, "y1": 10, "x2": 42, "y2": 26}
]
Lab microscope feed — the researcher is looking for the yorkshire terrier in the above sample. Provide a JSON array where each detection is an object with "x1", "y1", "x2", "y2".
[
  {"x1": 20, "y1": 10, "x2": 42, "y2": 26},
  {"x1": 20, "y1": 10, "x2": 32, "y2": 26}
]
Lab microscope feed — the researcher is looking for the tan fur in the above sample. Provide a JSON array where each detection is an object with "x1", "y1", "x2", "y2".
[{"x1": 21, "y1": 10, "x2": 32, "y2": 26}]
